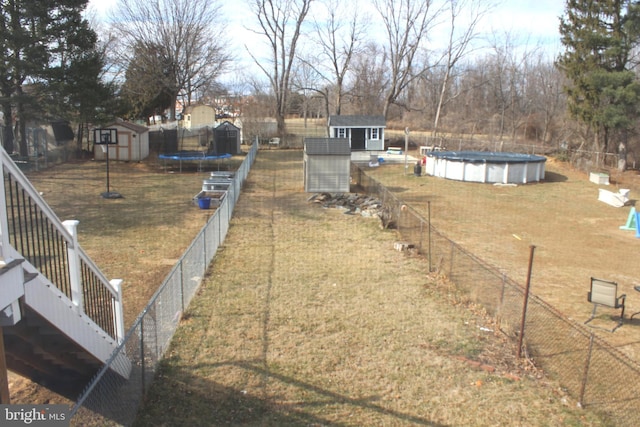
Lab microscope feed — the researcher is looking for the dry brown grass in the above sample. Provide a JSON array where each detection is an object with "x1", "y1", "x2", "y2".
[
  {"x1": 133, "y1": 150, "x2": 604, "y2": 426},
  {"x1": 26, "y1": 156, "x2": 243, "y2": 324},
  {"x1": 8, "y1": 154, "x2": 243, "y2": 405},
  {"x1": 365, "y1": 153, "x2": 640, "y2": 358},
  {"x1": 8, "y1": 137, "x2": 626, "y2": 425}
]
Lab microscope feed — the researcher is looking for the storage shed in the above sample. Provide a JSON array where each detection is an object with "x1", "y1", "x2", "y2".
[
  {"x1": 213, "y1": 121, "x2": 241, "y2": 155},
  {"x1": 94, "y1": 120, "x2": 149, "y2": 162},
  {"x1": 328, "y1": 115, "x2": 386, "y2": 151},
  {"x1": 182, "y1": 104, "x2": 215, "y2": 130},
  {"x1": 304, "y1": 138, "x2": 351, "y2": 193}
]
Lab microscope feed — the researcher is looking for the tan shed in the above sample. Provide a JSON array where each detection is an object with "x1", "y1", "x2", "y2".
[{"x1": 94, "y1": 120, "x2": 149, "y2": 162}]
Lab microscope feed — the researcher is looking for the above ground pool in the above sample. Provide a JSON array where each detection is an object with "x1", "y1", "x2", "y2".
[{"x1": 423, "y1": 151, "x2": 546, "y2": 184}]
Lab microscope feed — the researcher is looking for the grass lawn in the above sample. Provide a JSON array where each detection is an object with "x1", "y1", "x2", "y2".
[
  {"x1": 9, "y1": 136, "x2": 633, "y2": 425},
  {"x1": 364, "y1": 155, "x2": 640, "y2": 358},
  {"x1": 8, "y1": 154, "x2": 243, "y2": 405},
  {"x1": 132, "y1": 150, "x2": 605, "y2": 426}
]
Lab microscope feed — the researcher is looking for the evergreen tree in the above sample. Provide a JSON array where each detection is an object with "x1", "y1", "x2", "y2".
[
  {"x1": 120, "y1": 42, "x2": 175, "y2": 123},
  {"x1": 558, "y1": 0, "x2": 640, "y2": 170},
  {"x1": 0, "y1": 0, "x2": 105, "y2": 155}
]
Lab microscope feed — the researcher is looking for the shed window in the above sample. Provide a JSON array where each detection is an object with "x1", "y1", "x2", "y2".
[
  {"x1": 337, "y1": 128, "x2": 346, "y2": 138},
  {"x1": 370, "y1": 128, "x2": 379, "y2": 140}
]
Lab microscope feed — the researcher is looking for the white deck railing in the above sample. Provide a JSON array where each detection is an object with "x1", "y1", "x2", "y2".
[{"x1": 0, "y1": 144, "x2": 124, "y2": 343}]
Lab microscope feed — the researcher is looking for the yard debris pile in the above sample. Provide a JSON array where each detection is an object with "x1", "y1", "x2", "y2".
[{"x1": 308, "y1": 192, "x2": 395, "y2": 228}]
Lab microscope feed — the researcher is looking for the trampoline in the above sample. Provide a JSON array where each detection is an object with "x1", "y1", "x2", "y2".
[
  {"x1": 423, "y1": 151, "x2": 546, "y2": 184},
  {"x1": 158, "y1": 151, "x2": 232, "y2": 172}
]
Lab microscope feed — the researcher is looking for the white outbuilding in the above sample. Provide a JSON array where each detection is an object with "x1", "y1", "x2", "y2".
[
  {"x1": 303, "y1": 138, "x2": 351, "y2": 193},
  {"x1": 328, "y1": 115, "x2": 386, "y2": 151}
]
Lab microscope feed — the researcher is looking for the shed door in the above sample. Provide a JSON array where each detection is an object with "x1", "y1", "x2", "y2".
[
  {"x1": 215, "y1": 129, "x2": 238, "y2": 154},
  {"x1": 351, "y1": 128, "x2": 366, "y2": 150}
]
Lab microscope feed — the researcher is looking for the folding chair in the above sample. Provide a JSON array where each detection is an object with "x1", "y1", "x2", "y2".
[{"x1": 585, "y1": 277, "x2": 626, "y2": 332}]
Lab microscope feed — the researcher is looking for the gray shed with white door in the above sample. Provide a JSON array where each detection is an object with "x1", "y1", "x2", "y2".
[{"x1": 304, "y1": 138, "x2": 351, "y2": 193}]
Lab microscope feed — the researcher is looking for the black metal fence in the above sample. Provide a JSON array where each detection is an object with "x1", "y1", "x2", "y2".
[{"x1": 351, "y1": 163, "x2": 640, "y2": 427}]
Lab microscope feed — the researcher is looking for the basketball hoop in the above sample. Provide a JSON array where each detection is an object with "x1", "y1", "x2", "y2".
[{"x1": 93, "y1": 128, "x2": 123, "y2": 199}]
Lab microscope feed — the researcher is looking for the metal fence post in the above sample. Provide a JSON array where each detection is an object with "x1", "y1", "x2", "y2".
[
  {"x1": 428, "y1": 201, "x2": 432, "y2": 272},
  {"x1": 449, "y1": 241, "x2": 455, "y2": 278},
  {"x1": 140, "y1": 316, "x2": 146, "y2": 395},
  {"x1": 579, "y1": 332, "x2": 595, "y2": 407},
  {"x1": 517, "y1": 245, "x2": 536, "y2": 359},
  {"x1": 179, "y1": 259, "x2": 186, "y2": 312}
]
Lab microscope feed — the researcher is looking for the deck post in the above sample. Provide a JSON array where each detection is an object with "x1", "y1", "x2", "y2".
[
  {"x1": 63, "y1": 220, "x2": 83, "y2": 310},
  {"x1": 110, "y1": 279, "x2": 125, "y2": 343},
  {"x1": 0, "y1": 157, "x2": 14, "y2": 261}
]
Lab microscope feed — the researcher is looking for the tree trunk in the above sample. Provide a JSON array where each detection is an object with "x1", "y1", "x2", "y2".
[
  {"x1": 432, "y1": 68, "x2": 450, "y2": 137},
  {"x1": 594, "y1": 128, "x2": 603, "y2": 167},
  {"x1": 1, "y1": 102, "x2": 14, "y2": 154},
  {"x1": 276, "y1": 113, "x2": 286, "y2": 137},
  {"x1": 322, "y1": 92, "x2": 330, "y2": 137},
  {"x1": 18, "y1": 120, "x2": 28, "y2": 157},
  {"x1": 77, "y1": 123, "x2": 84, "y2": 153},
  {"x1": 382, "y1": 95, "x2": 392, "y2": 121},
  {"x1": 618, "y1": 140, "x2": 627, "y2": 171}
]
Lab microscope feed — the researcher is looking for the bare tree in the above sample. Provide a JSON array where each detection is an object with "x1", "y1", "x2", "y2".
[
  {"x1": 482, "y1": 32, "x2": 529, "y2": 142},
  {"x1": 527, "y1": 54, "x2": 566, "y2": 144},
  {"x1": 347, "y1": 43, "x2": 389, "y2": 115},
  {"x1": 291, "y1": 60, "x2": 326, "y2": 126},
  {"x1": 310, "y1": 0, "x2": 367, "y2": 116},
  {"x1": 246, "y1": 0, "x2": 314, "y2": 135},
  {"x1": 112, "y1": 0, "x2": 231, "y2": 119},
  {"x1": 432, "y1": 0, "x2": 494, "y2": 137},
  {"x1": 374, "y1": 0, "x2": 441, "y2": 118}
]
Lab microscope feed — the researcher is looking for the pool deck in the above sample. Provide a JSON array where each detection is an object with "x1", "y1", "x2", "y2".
[{"x1": 350, "y1": 150, "x2": 417, "y2": 164}]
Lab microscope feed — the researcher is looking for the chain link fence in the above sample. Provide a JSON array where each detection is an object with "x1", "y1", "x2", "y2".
[
  {"x1": 65, "y1": 140, "x2": 637, "y2": 425},
  {"x1": 352, "y1": 163, "x2": 640, "y2": 427},
  {"x1": 387, "y1": 133, "x2": 633, "y2": 175},
  {"x1": 68, "y1": 141, "x2": 257, "y2": 426}
]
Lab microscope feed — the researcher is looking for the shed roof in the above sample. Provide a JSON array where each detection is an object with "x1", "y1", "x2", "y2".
[
  {"x1": 304, "y1": 138, "x2": 351, "y2": 156},
  {"x1": 183, "y1": 104, "x2": 215, "y2": 114},
  {"x1": 328, "y1": 115, "x2": 386, "y2": 128},
  {"x1": 106, "y1": 119, "x2": 149, "y2": 134},
  {"x1": 215, "y1": 120, "x2": 240, "y2": 131}
]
